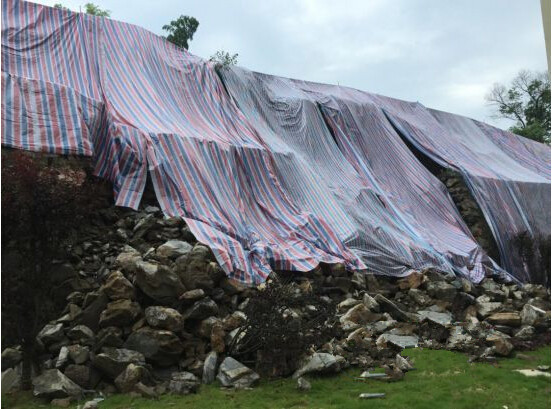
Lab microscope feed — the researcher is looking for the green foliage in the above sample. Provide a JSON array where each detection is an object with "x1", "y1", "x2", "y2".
[
  {"x1": 209, "y1": 50, "x2": 239, "y2": 68},
  {"x1": 5, "y1": 346, "x2": 550, "y2": 408},
  {"x1": 487, "y1": 70, "x2": 551, "y2": 144},
  {"x1": 53, "y1": 3, "x2": 110, "y2": 17},
  {"x1": 84, "y1": 3, "x2": 110, "y2": 17},
  {"x1": 162, "y1": 15, "x2": 199, "y2": 50}
]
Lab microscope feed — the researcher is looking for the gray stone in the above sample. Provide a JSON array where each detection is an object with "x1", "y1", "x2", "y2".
[
  {"x1": 217, "y1": 357, "x2": 260, "y2": 388},
  {"x1": 293, "y1": 353, "x2": 345, "y2": 379},
  {"x1": 179, "y1": 289, "x2": 206, "y2": 303},
  {"x1": 135, "y1": 261, "x2": 185, "y2": 305},
  {"x1": 145, "y1": 306, "x2": 184, "y2": 331},
  {"x1": 2, "y1": 348, "x2": 22, "y2": 369},
  {"x1": 520, "y1": 304, "x2": 544, "y2": 326},
  {"x1": 374, "y1": 294, "x2": 410, "y2": 321},
  {"x1": 67, "y1": 345, "x2": 89, "y2": 365},
  {"x1": 2, "y1": 368, "x2": 19, "y2": 392},
  {"x1": 92, "y1": 348, "x2": 146, "y2": 379},
  {"x1": 55, "y1": 346, "x2": 70, "y2": 369},
  {"x1": 476, "y1": 301, "x2": 502, "y2": 318},
  {"x1": 202, "y1": 351, "x2": 218, "y2": 384},
  {"x1": 447, "y1": 326, "x2": 473, "y2": 350},
  {"x1": 75, "y1": 292, "x2": 109, "y2": 333},
  {"x1": 63, "y1": 365, "x2": 99, "y2": 389},
  {"x1": 101, "y1": 271, "x2": 135, "y2": 300},
  {"x1": 157, "y1": 240, "x2": 193, "y2": 259},
  {"x1": 486, "y1": 312, "x2": 521, "y2": 327},
  {"x1": 99, "y1": 299, "x2": 141, "y2": 328},
  {"x1": 426, "y1": 281, "x2": 457, "y2": 302},
  {"x1": 114, "y1": 363, "x2": 148, "y2": 393},
  {"x1": 184, "y1": 298, "x2": 219, "y2": 321},
  {"x1": 124, "y1": 327, "x2": 183, "y2": 366},
  {"x1": 418, "y1": 310, "x2": 452, "y2": 327},
  {"x1": 408, "y1": 288, "x2": 432, "y2": 306},
  {"x1": 175, "y1": 244, "x2": 223, "y2": 290},
  {"x1": 339, "y1": 303, "x2": 380, "y2": 330},
  {"x1": 514, "y1": 326, "x2": 535, "y2": 339},
  {"x1": 115, "y1": 247, "x2": 142, "y2": 272},
  {"x1": 168, "y1": 371, "x2": 200, "y2": 394},
  {"x1": 32, "y1": 369, "x2": 82, "y2": 399},
  {"x1": 376, "y1": 334, "x2": 419, "y2": 349},
  {"x1": 359, "y1": 393, "x2": 386, "y2": 399},
  {"x1": 395, "y1": 354, "x2": 413, "y2": 371},
  {"x1": 37, "y1": 323, "x2": 65, "y2": 345},
  {"x1": 362, "y1": 293, "x2": 380, "y2": 312},
  {"x1": 371, "y1": 319, "x2": 397, "y2": 334},
  {"x1": 95, "y1": 327, "x2": 124, "y2": 349},
  {"x1": 297, "y1": 377, "x2": 311, "y2": 391},
  {"x1": 337, "y1": 298, "x2": 361, "y2": 312}
]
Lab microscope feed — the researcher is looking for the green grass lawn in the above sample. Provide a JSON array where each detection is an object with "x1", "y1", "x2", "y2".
[{"x1": 3, "y1": 346, "x2": 550, "y2": 409}]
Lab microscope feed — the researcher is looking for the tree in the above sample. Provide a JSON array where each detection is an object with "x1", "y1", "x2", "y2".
[
  {"x1": 486, "y1": 70, "x2": 550, "y2": 144},
  {"x1": 84, "y1": 3, "x2": 110, "y2": 17},
  {"x1": 1, "y1": 152, "x2": 100, "y2": 389},
  {"x1": 209, "y1": 50, "x2": 239, "y2": 68},
  {"x1": 54, "y1": 3, "x2": 110, "y2": 17},
  {"x1": 162, "y1": 15, "x2": 199, "y2": 49}
]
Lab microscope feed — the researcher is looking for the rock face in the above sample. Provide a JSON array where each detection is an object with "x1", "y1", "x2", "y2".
[
  {"x1": 92, "y1": 348, "x2": 146, "y2": 379},
  {"x1": 124, "y1": 327, "x2": 183, "y2": 366},
  {"x1": 293, "y1": 353, "x2": 345, "y2": 379},
  {"x1": 32, "y1": 369, "x2": 82, "y2": 399},
  {"x1": 217, "y1": 357, "x2": 260, "y2": 388},
  {"x1": 145, "y1": 306, "x2": 184, "y2": 331}
]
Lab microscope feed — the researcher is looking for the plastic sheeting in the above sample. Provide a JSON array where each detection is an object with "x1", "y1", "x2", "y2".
[
  {"x1": 2, "y1": 0, "x2": 548, "y2": 283},
  {"x1": 219, "y1": 68, "x2": 501, "y2": 282},
  {"x1": 380, "y1": 104, "x2": 551, "y2": 282}
]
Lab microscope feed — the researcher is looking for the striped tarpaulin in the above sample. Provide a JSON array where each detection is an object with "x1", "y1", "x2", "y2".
[
  {"x1": 2, "y1": 0, "x2": 548, "y2": 283},
  {"x1": 380, "y1": 102, "x2": 551, "y2": 282}
]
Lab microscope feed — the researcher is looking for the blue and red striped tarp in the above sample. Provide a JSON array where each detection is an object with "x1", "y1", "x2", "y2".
[{"x1": 2, "y1": 0, "x2": 549, "y2": 283}]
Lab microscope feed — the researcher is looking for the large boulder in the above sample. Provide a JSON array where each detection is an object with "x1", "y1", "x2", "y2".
[
  {"x1": 124, "y1": 327, "x2": 183, "y2": 366},
  {"x1": 157, "y1": 240, "x2": 193, "y2": 259},
  {"x1": 92, "y1": 348, "x2": 145, "y2": 379},
  {"x1": 101, "y1": 271, "x2": 135, "y2": 300},
  {"x1": 339, "y1": 304, "x2": 380, "y2": 330},
  {"x1": 217, "y1": 357, "x2": 260, "y2": 388},
  {"x1": 184, "y1": 298, "x2": 219, "y2": 321},
  {"x1": 292, "y1": 353, "x2": 345, "y2": 379},
  {"x1": 374, "y1": 294, "x2": 411, "y2": 322},
  {"x1": 202, "y1": 351, "x2": 218, "y2": 384},
  {"x1": 114, "y1": 363, "x2": 150, "y2": 393},
  {"x1": 135, "y1": 261, "x2": 185, "y2": 305},
  {"x1": 115, "y1": 246, "x2": 142, "y2": 273},
  {"x1": 32, "y1": 369, "x2": 82, "y2": 399},
  {"x1": 2, "y1": 348, "x2": 22, "y2": 369},
  {"x1": 425, "y1": 281, "x2": 457, "y2": 302},
  {"x1": 175, "y1": 244, "x2": 224, "y2": 290},
  {"x1": 63, "y1": 365, "x2": 100, "y2": 389},
  {"x1": 168, "y1": 372, "x2": 201, "y2": 394},
  {"x1": 67, "y1": 325, "x2": 95, "y2": 346},
  {"x1": 74, "y1": 292, "x2": 109, "y2": 332},
  {"x1": 486, "y1": 312, "x2": 521, "y2": 327},
  {"x1": 37, "y1": 323, "x2": 65, "y2": 346},
  {"x1": 145, "y1": 306, "x2": 184, "y2": 332},
  {"x1": 99, "y1": 299, "x2": 141, "y2": 328}
]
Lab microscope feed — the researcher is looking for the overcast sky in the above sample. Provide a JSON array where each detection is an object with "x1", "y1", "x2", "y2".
[{"x1": 37, "y1": 0, "x2": 548, "y2": 129}]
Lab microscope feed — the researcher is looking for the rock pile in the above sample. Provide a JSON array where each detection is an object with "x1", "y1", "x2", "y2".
[{"x1": 1, "y1": 203, "x2": 550, "y2": 404}]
